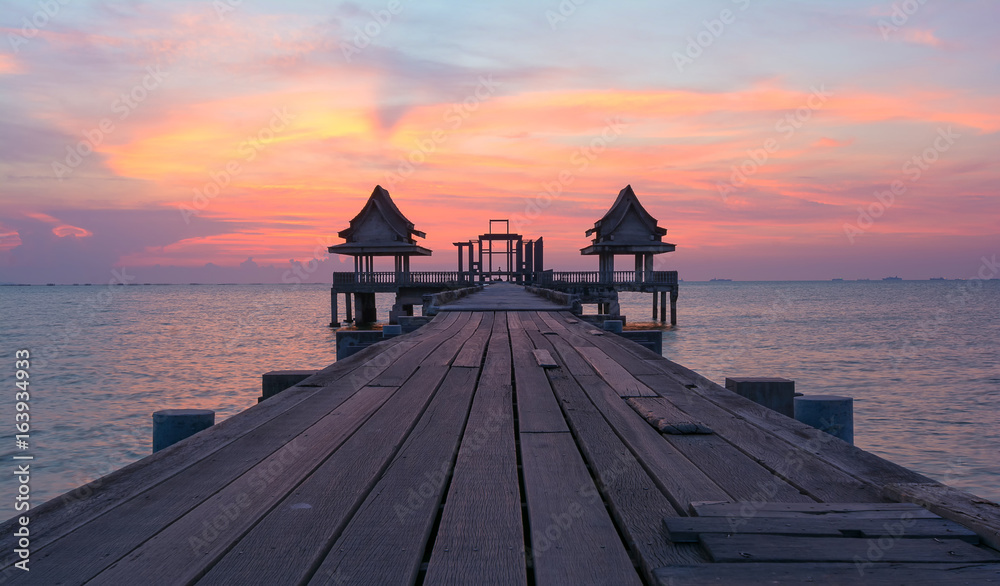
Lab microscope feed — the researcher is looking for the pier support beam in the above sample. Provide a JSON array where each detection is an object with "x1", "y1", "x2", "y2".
[
  {"x1": 330, "y1": 288, "x2": 339, "y2": 327},
  {"x1": 652, "y1": 291, "x2": 658, "y2": 320},
  {"x1": 345, "y1": 292, "x2": 353, "y2": 324},
  {"x1": 670, "y1": 289, "x2": 678, "y2": 326},
  {"x1": 660, "y1": 290, "x2": 667, "y2": 323},
  {"x1": 354, "y1": 292, "x2": 377, "y2": 325}
]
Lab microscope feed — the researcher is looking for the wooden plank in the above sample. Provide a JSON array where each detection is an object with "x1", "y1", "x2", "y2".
[
  {"x1": 370, "y1": 311, "x2": 465, "y2": 387},
  {"x1": 654, "y1": 563, "x2": 1000, "y2": 586},
  {"x1": 691, "y1": 502, "x2": 940, "y2": 519},
  {"x1": 576, "y1": 346, "x2": 657, "y2": 397},
  {"x1": 571, "y1": 374, "x2": 731, "y2": 515},
  {"x1": 627, "y1": 397, "x2": 810, "y2": 504},
  {"x1": 526, "y1": 319, "x2": 594, "y2": 376},
  {"x1": 421, "y1": 311, "x2": 482, "y2": 366},
  {"x1": 308, "y1": 366, "x2": 481, "y2": 585},
  {"x1": 699, "y1": 534, "x2": 1000, "y2": 563},
  {"x1": 664, "y1": 516, "x2": 980, "y2": 543},
  {"x1": 886, "y1": 482, "x2": 1000, "y2": 551},
  {"x1": 32, "y1": 384, "x2": 397, "y2": 584},
  {"x1": 632, "y1": 352, "x2": 934, "y2": 490},
  {"x1": 626, "y1": 397, "x2": 713, "y2": 435},
  {"x1": 452, "y1": 312, "x2": 494, "y2": 367},
  {"x1": 0, "y1": 334, "x2": 421, "y2": 572},
  {"x1": 532, "y1": 349, "x2": 558, "y2": 368},
  {"x1": 509, "y1": 313, "x2": 568, "y2": 434},
  {"x1": 424, "y1": 313, "x2": 526, "y2": 586},
  {"x1": 185, "y1": 366, "x2": 453, "y2": 585},
  {"x1": 544, "y1": 370, "x2": 706, "y2": 575},
  {"x1": 637, "y1": 373, "x2": 887, "y2": 504},
  {"x1": 16, "y1": 339, "x2": 426, "y2": 583},
  {"x1": 520, "y1": 432, "x2": 641, "y2": 585}
]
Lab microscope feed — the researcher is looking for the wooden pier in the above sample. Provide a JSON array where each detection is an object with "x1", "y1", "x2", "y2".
[{"x1": 4, "y1": 284, "x2": 1000, "y2": 585}]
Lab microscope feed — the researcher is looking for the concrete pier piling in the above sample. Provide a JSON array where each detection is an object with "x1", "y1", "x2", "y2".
[
  {"x1": 725, "y1": 377, "x2": 796, "y2": 418},
  {"x1": 152, "y1": 409, "x2": 215, "y2": 452},
  {"x1": 795, "y1": 394, "x2": 854, "y2": 444}
]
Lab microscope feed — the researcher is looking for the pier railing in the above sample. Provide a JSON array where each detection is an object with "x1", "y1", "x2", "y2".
[
  {"x1": 542, "y1": 270, "x2": 678, "y2": 286},
  {"x1": 333, "y1": 271, "x2": 463, "y2": 286},
  {"x1": 332, "y1": 270, "x2": 678, "y2": 287}
]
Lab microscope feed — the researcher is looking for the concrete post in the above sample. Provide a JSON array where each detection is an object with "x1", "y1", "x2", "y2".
[
  {"x1": 153, "y1": 409, "x2": 214, "y2": 452},
  {"x1": 383, "y1": 324, "x2": 402, "y2": 337},
  {"x1": 261, "y1": 370, "x2": 317, "y2": 402},
  {"x1": 725, "y1": 377, "x2": 795, "y2": 417},
  {"x1": 795, "y1": 395, "x2": 854, "y2": 444},
  {"x1": 603, "y1": 320, "x2": 623, "y2": 334}
]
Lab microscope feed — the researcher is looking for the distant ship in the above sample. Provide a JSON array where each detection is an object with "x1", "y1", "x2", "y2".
[
  {"x1": 709, "y1": 278, "x2": 732, "y2": 282},
  {"x1": 930, "y1": 277, "x2": 946, "y2": 281},
  {"x1": 832, "y1": 278, "x2": 844, "y2": 282},
  {"x1": 883, "y1": 276, "x2": 902, "y2": 281}
]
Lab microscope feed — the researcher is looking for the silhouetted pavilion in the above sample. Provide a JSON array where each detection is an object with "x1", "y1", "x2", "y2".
[
  {"x1": 581, "y1": 185, "x2": 678, "y2": 323},
  {"x1": 328, "y1": 185, "x2": 431, "y2": 324}
]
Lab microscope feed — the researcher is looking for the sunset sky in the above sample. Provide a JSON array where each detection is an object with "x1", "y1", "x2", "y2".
[{"x1": 1, "y1": 0, "x2": 998, "y2": 283}]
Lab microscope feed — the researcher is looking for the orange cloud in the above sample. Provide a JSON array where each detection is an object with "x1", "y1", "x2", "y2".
[
  {"x1": 52, "y1": 225, "x2": 93, "y2": 238},
  {"x1": 902, "y1": 29, "x2": 944, "y2": 48},
  {"x1": 0, "y1": 54, "x2": 20, "y2": 75}
]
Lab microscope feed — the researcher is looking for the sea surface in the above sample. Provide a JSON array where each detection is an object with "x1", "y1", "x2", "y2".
[{"x1": 1, "y1": 280, "x2": 997, "y2": 509}]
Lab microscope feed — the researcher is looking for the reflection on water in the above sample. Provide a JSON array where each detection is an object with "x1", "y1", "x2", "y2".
[{"x1": 1, "y1": 281, "x2": 997, "y2": 506}]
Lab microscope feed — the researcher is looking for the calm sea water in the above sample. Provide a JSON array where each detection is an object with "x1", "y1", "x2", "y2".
[{"x1": 1, "y1": 281, "x2": 997, "y2": 509}]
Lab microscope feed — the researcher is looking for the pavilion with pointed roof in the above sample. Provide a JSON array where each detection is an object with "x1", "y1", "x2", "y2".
[
  {"x1": 328, "y1": 185, "x2": 432, "y2": 324},
  {"x1": 580, "y1": 185, "x2": 678, "y2": 323}
]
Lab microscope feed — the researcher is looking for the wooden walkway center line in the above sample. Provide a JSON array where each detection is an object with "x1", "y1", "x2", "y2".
[{"x1": 2, "y1": 300, "x2": 999, "y2": 585}]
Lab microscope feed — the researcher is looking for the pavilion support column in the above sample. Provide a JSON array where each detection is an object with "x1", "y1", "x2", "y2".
[
  {"x1": 645, "y1": 254, "x2": 654, "y2": 282},
  {"x1": 355, "y1": 292, "x2": 377, "y2": 325},
  {"x1": 652, "y1": 290, "x2": 658, "y2": 320},
  {"x1": 635, "y1": 254, "x2": 643, "y2": 283},
  {"x1": 660, "y1": 290, "x2": 667, "y2": 323},
  {"x1": 345, "y1": 292, "x2": 353, "y2": 324},
  {"x1": 330, "y1": 287, "x2": 339, "y2": 327},
  {"x1": 670, "y1": 289, "x2": 678, "y2": 326}
]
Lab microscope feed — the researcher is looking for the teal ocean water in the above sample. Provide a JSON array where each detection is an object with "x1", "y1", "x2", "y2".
[{"x1": 1, "y1": 280, "x2": 997, "y2": 509}]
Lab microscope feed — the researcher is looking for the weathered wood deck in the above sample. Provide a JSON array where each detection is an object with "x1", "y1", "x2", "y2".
[{"x1": 4, "y1": 285, "x2": 1000, "y2": 585}]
